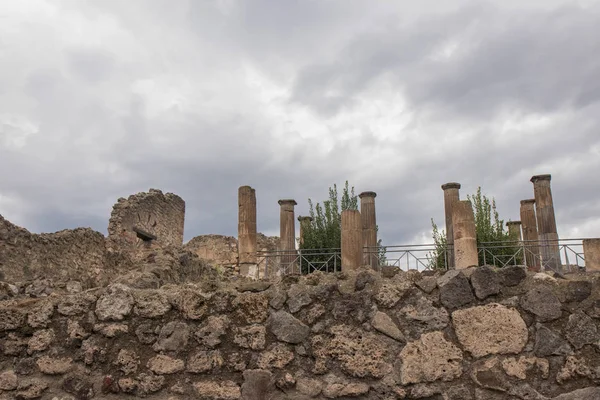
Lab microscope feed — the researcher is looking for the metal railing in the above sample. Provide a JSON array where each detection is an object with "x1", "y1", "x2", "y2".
[{"x1": 255, "y1": 238, "x2": 587, "y2": 277}]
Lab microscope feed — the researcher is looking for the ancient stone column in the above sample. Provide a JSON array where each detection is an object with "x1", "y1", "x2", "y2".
[
  {"x1": 279, "y1": 199, "x2": 297, "y2": 274},
  {"x1": 442, "y1": 183, "x2": 461, "y2": 269},
  {"x1": 298, "y1": 216, "x2": 313, "y2": 246},
  {"x1": 238, "y1": 186, "x2": 257, "y2": 277},
  {"x1": 531, "y1": 175, "x2": 562, "y2": 272},
  {"x1": 583, "y1": 239, "x2": 600, "y2": 272},
  {"x1": 341, "y1": 209, "x2": 362, "y2": 271},
  {"x1": 359, "y1": 191, "x2": 378, "y2": 269},
  {"x1": 520, "y1": 199, "x2": 541, "y2": 272},
  {"x1": 506, "y1": 221, "x2": 522, "y2": 241},
  {"x1": 452, "y1": 200, "x2": 478, "y2": 269}
]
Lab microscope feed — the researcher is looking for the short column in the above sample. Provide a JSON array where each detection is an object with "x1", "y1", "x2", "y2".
[
  {"x1": 442, "y1": 183, "x2": 461, "y2": 269},
  {"x1": 278, "y1": 199, "x2": 298, "y2": 274},
  {"x1": 452, "y1": 200, "x2": 478, "y2": 269},
  {"x1": 583, "y1": 239, "x2": 600, "y2": 272},
  {"x1": 238, "y1": 186, "x2": 257, "y2": 277},
  {"x1": 297, "y1": 216, "x2": 313, "y2": 247},
  {"x1": 359, "y1": 191, "x2": 378, "y2": 269},
  {"x1": 520, "y1": 199, "x2": 541, "y2": 272},
  {"x1": 341, "y1": 210, "x2": 362, "y2": 271},
  {"x1": 531, "y1": 175, "x2": 562, "y2": 272}
]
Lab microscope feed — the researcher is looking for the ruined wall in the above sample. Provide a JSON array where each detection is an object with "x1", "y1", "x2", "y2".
[
  {"x1": 184, "y1": 235, "x2": 239, "y2": 270},
  {"x1": 0, "y1": 215, "x2": 108, "y2": 287},
  {"x1": 0, "y1": 267, "x2": 599, "y2": 399},
  {"x1": 107, "y1": 189, "x2": 185, "y2": 254}
]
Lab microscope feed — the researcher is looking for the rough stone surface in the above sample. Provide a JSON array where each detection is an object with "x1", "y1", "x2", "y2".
[
  {"x1": 399, "y1": 331, "x2": 463, "y2": 385},
  {"x1": 268, "y1": 310, "x2": 310, "y2": 344},
  {"x1": 371, "y1": 311, "x2": 405, "y2": 341},
  {"x1": 452, "y1": 303, "x2": 528, "y2": 357},
  {"x1": 470, "y1": 266, "x2": 501, "y2": 299},
  {"x1": 564, "y1": 312, "x2": 599, "y2": 349},
  {"x1": 499, "y1": 266, "x2": 527, "y2": 287},
  {"x1": 534, "y1": 324, "x2": 573, "y2": 357},
  {"x1": 95, "y1": 284, "x2": 134, "y2": 321},
  {"x1": 437, "y1": 270, "x2": 475, "y2": 309},
  {"x1": 520, "y1": 286, "x2": 563, "y2": 322}
]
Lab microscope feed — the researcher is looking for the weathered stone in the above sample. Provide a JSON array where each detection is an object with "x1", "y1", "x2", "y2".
[
  {"x1": 133, "y1": 290, "x2": 171, "y2": 318},
  {"x1": 15, "y1": 379, "x2": 48, "y2": 399},
  {"x1": 93, "y1": 323, "x2": 128, "y2": 337},
  {"x1": 564, "y1": 312, "x2": 599, "y2": 349},
  {"x1": 499, "y1": 266, "x2": 527, "y2": 287},
  {"x1": 193, "y1": 380, "x2": 241, "y2": 400},
  {"x1": 398, "y1": 293, "x2": 449, "y2": 340},
  {"x1": 62, "y1": 376, "x2": 94, "y2": 400},
  {"x1": 322, "y1": 381, "x2": 369, "y2": 398},
  {"x1": 147, "y1": 355, "x2": 185, "y2": 374},
  {"x1": 238, "y1": 281, "x2": 271, "y2": 292},
  {"x1": 257, "y1": 343, "x2": 294, "y2": 369},
  {"x1": 67, "y1": 320, "x2": 90, "y2": 341},
  {"x1": 116, "y1": 349, "x2": 140, "y2": 375},
  {"x1": 27, "y1": 329, "x2": 55, "y2": 354},
  {"x1": 0, "y1": 308, "x2": 26, "y2": 331},
  {"x1": 234, "y1": 325, "x2": 267, "y2": 350},
  {"x1": 195, "y1": 315, "x2": 229, "y2": 348},
  {"x1": 0, "y1": 370, "x2": 18, "y2": 391},
  {"x1": 470, "y1": 266, "x2": 501, "y2": 299},
  {"x1": 36, "y1": 356, "x2": 72, "y2": 375},
  {"x1": 565, "y1": 280, "x2": 592, "y2": 302},
  {"x1": 268, "y1": 310, "x2": 310, "y2": 344},
  {"x1": 287, "y1": 284, "x2": 313, "y2": 313},
  {"x1": 187, "y1": 350, "x2": 223, "y2": 373},
  {"x1": 534, "y1": 324, "x2": 573, "y2": 357},
  {"x1": 399, "y1": 331, "x2": 463, "y2": 385},
  {"x1": 57, "y1": 293, "x2": 96, "y2": 316},
  {"x1": 437, "y1": 270, "x2": 475, "y2": 309},
  {"x1": 444, "y1": 385, "x2": 472, "y2": 400},
  {"x1": 177, "y1": 289, "x2": 209, "y2": 320},
  {"x1": 275, "y1": 373, "x2": 296, "y2": 391},
  {"x1": 520, "y1": 287, "x2": 562, "y2": 322},
  {"x1": 452, "y1": 304, "x2": 528, "y2": 358},
  {"x1": 501, "y1": 356, "x2": 549, "y2": 380},
  {"x1": 136, "y1": 373, "x2": 165, "y2": 396},
  {"x1": 415, "y1": 276, "x2": 438, "y2": 294},
  {"x1": 470, "y1": 358, "x2": 509, "y2": 392},
  {"x1": 241, "y1": 369, "x2": 273, "y2": 400},
  {"x1": 26, "y1": 300, "x2": 54, "y2": 328},
  {"x1": 153, "y1": 321, "x2": 190, "y2": 352},
  {"x1": 555, "y1": 356, "x2": 598, "y2": 384},
  {"x1": 553, "y1": 387, "x2": 600, "y2": 399},
  {"x1": 268, "y1": 287, "x2": 287, "y2": 310},
  {"x1": 95, "y1": 284, "x2": 134, "y2": 321},
  {"x1": 296, "y1": 377, "x2": 323, "y2": 397},
  {"x1": 135, "y1": 322, "x2": 158, "y2": 344},
  {"x1": 233, "y1": 292, "x2": 269, "y2": 324},
  {"x1": 371, "y1": 311, "x2": 405, "y2": 341}
]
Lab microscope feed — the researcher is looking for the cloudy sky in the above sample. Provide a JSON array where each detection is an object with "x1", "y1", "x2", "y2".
[{"x1": 1, "y1": 0, "x2": 599, "y2": 247}]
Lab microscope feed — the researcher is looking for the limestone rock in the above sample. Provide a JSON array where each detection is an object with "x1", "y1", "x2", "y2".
[
  {"x1": 195, "y1": 316, "x2": 229, "y2": 348},
  {"x1": 322, "y1": 381, "x2": 369, "y2": 398},
  {"x1": 0, "y1": 308, "x2": 26, "y2": 331},
  {"x1": 193, "y1": 380, "x2": 241, "y2": 400},
  {"x1": 93, "y1": 323, "x2": 128, "y2": 337},
  {"x1": 116, "y1": 349, "x2": 140, "y2": 375},
  {"x1": 415, "y1": 276, "x2": 438, "y2": 294},
  {"x1": 26, "y1": 300, "x2": 54, "y2": 328},
  {"x1": 241, "y1": 369, "x2": 274, "y2": 400},
  {"x1": 176, "y1": 289, "x2": 209, "y2": 320},
  {"x1": 257, "y1": 343, "x2": 294, "y2": 369},
  {"x1": 16, "y1": 379, "x2": 48, "y2": 399},
  {"x1": 0, "y1": 370, "x2": 18, "y2": 391},
  {"x1": 452, "y1": 303, "x2": 528, "y2": 358},
  {"x1": 268, "y1": 310, "x2": 310, "y2": 344},
  {"x1": 399, "y1": 331, "x2": 463, "y2": 385},
  {"x1": 234, "y1": 325, "x2": 267, "y2": 350},
  {"x1": 95, "y1": 284, "x2": 134, "y2": 321},
  {"x1": 153, "y1": 321, "x2": 189, "y2": 352},
  {"x1": 136, "y1": 373, "x2": 165, "y2": 396},
  {"x1": 133, "y1": 290, "x2": 171, "y2": 318},
  {"x1": 36, "y1": 356, "x2": 72, "y2": 375},
  {"x1": 534, "y1": 324, "x2": 573, "y2": 357},
  {"x1": 233, "y1": 292, "x2": 269, "y2": 324},
  {"x1": 375, "y1": 282, "x2": 409, "y2": 308},
  {"x1": 287, "y1": 284, "x2": 313, "y2": 313},
  {"x1": 437, "y1": 270, "x2": 475, "y2": 309},
  {"x1": 520, "y1": 287, "x2": 562, "y2": 322},
  {"x1": 187, "y1": 350, "x2": 223, "y2": 373},
  {"x1": 564, "y1": 312, "x2": 599, "y2": 349},
  {"x1": 501, "y1": 356, "x2": 549, "y2": 379},
  {"x1": 398, "y1": 293, "x2": 449, "y2": 340},
  {"x1": 27, "y1": 329, "x2": 55, "y2": 354},
  {"x1": 296, "y1": 377, "x2": 323, "y2": 397},
  {"x1": 371, "y1": 311, "x2": 405, "y2": 341},
  {"x1": 470, "y1": 266, "x2": 501, "y2": 299},
  {"x1": 147, "y1": 355, "x2": 185, "y2": 374},
  {"x1": 57, "y1": 293, "x2": 96, "y2": 316}
]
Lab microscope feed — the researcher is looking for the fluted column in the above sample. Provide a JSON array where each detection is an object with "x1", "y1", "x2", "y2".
[
  {"x1": 359, "y1": 191, "x2": 378, "y2": 269},
  {"x1": 298, "y1": 216, "x2": 313, "y2": 246},
  {"x1": 279, "y1": 199, "x2": 297, "y2": 274},
  {"x1": 531, "y1": 175, "x2": 561, "y2": 272},
  {"x1": 583, "y1": 239, "x2": 600, "y2": 272},
  {"x1": 520, "y1": 199, "x2": 540, "y2": 272},
  {"x1": 238, "y1": 186, "x2": 257, "y2": 277},
  {"x1": 442, "y1": 183, "x2": 461, "y2": 269},
  {"x1": 341, "y1": 210, "x2": 362, "y2": 271},
  {"x1": 452, "y1": 200, "x2": 478, "y2": 269}
]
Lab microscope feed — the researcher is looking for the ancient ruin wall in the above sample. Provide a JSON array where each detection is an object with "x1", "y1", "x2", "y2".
[
  {"x1": 107, "y1": 189, "x2": 185, "y2": 253},
  {"x1": 0, "y1": 215, "x2": 107, "y2": 287},
  {"x1": 184, "y1": 235, "x2": 239, "y2": 269},
  {"x1": 0, "y1": 267, "x2": 599, "y2": 399}
]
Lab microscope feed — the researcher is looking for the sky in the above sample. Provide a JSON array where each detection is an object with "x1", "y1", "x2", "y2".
[{"x1": 0, "y1": 0, "x2": 599, "y2": 247}]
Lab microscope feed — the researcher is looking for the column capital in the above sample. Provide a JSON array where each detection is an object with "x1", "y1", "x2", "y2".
[
  {"x1": 530, "y1": 174, "x2": 551, "y2": 183},
  {"x1": 506, "y1": 220, "x2": 522, "y2": 226},
  {"x1": 359, "y1": 191, "x2": 377, "y2": 199},
  {"x1": 442, "y1": 182, "x2": 461, "y2": 190},
  {"x1": 520, "y1": 199, "x2": 536, "y2": 206},
  {"x1": 298, "y1": 216, "x2": 313, "y2": 222},
  {"x1": 278, "y1": 199, "x2": 297, "y2": 206}
]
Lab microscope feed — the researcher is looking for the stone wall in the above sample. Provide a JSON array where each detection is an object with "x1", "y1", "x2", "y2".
[
  {"x1": 107, "y1": 189, "x2": 185, "y2": 255},
  {"x1": 0, "y1": 266, "x2": 598, "y2": 399},
  {"x1": 184, "y1": 235, "x2": 239, "y2": 270},
  {"x1": 0, "y1": 215, "x2": 108, "y2": 287}
]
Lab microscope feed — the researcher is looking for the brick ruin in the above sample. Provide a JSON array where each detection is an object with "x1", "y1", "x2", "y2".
[{"x1": 0, "y1": 182, "x2": 599, "y2": 399}]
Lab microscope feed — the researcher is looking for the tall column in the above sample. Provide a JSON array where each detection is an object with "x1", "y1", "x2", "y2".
[
  {"x1": 359, "y1": 191, "x2": 378, "y2": 269},
  {"x1": 238, "y1": 186, "x2": 257, "y2": 277},
  {"x1": 531, "y1": 175, "x2": 561, "y2": 272},
  {"x1": 341, "y1": 210, "x2": 362, "y2": 271},
  {"x1": 442, "y1": 183, "x2": 461, "y2": 269},
  {"x1": 279, "y1": 199, "x2": 297, "y2": 274},
  {"x1": 298, "y1": 216, "x2": 313, "y2": 246},
  {"x1": 583, "y1": 239, "x2": 600, "y2": 272},
  {"x1": 506, "y1": 221, "x2": 522, "y2": 241},
  {"x1": 452, "y1": 200, "x2": 478, "y2": 269},
  {"x1": 520, "y1": 199, "x2": 540, "y2": 272}
]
